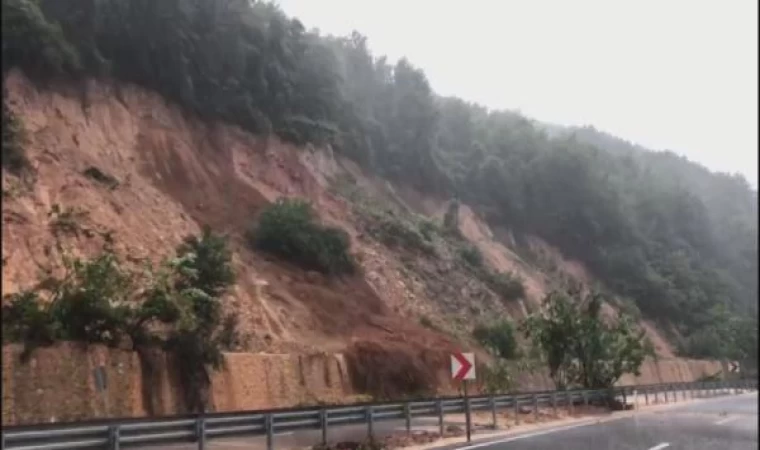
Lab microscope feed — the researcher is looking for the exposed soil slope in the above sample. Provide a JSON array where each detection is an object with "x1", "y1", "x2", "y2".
[{"x1": 2, "y1": 70, "x2": 674, "y2": 403}]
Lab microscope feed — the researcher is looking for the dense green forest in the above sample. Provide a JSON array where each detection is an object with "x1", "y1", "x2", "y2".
[{"x1": 2, "y1": 0, "x2": 757, "y2": 363}]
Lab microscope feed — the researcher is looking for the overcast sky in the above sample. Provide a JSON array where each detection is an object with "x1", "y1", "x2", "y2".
[{"x1": 276, "y1": 0, "x2": 758, "y2": 187}]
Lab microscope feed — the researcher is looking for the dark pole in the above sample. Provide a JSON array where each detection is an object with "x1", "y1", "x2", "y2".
[{"x1": 464, "y1": 380, "x2": 472, "y2": 442}]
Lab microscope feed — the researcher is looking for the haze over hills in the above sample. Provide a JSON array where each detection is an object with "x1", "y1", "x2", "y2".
[
  {"x1": 1, "y1": 0, "x2": 757, "y2": 421},
  {"x1": 276, "y1": 0, "x2": 759, "y2": 189}
]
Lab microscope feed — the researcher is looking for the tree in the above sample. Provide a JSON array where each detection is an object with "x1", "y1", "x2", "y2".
[
  {"x1": 520, "y1": 291, "x2": 578, "y2": 389},
  {"x1": 522, "y1": 289, "x2": 653, "y2": 390},
  {"x1": 473, "y1": 320, "x2": 519, "y2": 360}
]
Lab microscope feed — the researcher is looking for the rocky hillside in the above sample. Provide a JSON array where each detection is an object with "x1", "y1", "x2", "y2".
[{"x1": 1, "y1": 70, "x2": 672, "y2": 374}]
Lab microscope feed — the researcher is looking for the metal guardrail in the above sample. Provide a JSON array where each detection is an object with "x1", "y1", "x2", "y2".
[{"x1": 2, "y1": 379, "x2": 755, "y2": 450}]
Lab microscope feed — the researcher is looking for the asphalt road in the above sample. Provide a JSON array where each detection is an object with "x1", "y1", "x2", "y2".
[{"x1": 439, "y1": 392, "x2": 758, "y2": 450}]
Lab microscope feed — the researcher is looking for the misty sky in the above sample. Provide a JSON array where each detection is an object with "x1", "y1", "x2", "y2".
[{"x1": 276, "y1": 0, "x2": 758, "y2": 187}]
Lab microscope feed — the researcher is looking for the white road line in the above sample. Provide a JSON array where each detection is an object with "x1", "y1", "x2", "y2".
[
  {"x1": 715, "y1": 416, "x2": 739, "y2": 425},
  {"x1": 648, "y1": 443, "x2": 670, "y2": 450},
  {"x1": 455, "y1": 417, "x2": 625, "y2": 450}
]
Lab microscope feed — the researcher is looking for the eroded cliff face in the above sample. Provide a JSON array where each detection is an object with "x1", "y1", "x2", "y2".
[{"x1": 1, "y1": 71, "x2": 707, "y2": 424}]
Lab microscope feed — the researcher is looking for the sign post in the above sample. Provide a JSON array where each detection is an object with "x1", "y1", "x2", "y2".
[{"x1": 451, "y1": 352, "x2": 476, "y2": 442}]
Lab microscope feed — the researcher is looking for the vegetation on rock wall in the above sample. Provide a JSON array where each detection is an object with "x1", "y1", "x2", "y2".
[
  {"x1": 2, "y1": 0, "x2": 757, "y2": 363},
  {"x1": 2, "y1": 97, "x2": 29, "y2": 174},
  {"x1": 1, "y1": 226, "x2": 240, "y2": 412}
]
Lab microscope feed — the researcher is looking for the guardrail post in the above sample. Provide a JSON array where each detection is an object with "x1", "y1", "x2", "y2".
[
  {"x1": 551, "y1": 392, "x2": 557, "y2": 417},
  {"x1": 109, "y1": 424, "x2": 120, "y2": 450},
  {"x1": 465, "y1": 395, "x2": 472, "y2": 442},
  {"x1": 435, "y1": 398, "x2": 443, "y2": 437},
  {"x1": 195, "y1": 417, "x2": 205, "y2": 450},
  {"x1": 532, "y1": 394, "x2": 538, "y2": 422},
  {"x1": 404, "y1": 402, "x2": 411, "y2": 434},
  {"x1": 436, "y1": 399, "x2": 444, "y2": 436},
  {"x1": 366, "y1": 405, "x2": 374, "y2": 440},
  {"x1": 567, "y1": 391, "x2": 573, "y2": 415},
  {"x1": 490, "y1": 396, "x2": 498, "y2": 429},
  {"x1": 320, "y1": 408, "x2": 328, "y2": 446},
  {"x1": 513, "y1": 396, "x2": 520, "y2": 425},
  {"x1": 582, "y1": 390, "x2": 588, "y2": 408},
  {"x1": 265, "y1": 413, "x2": 274, "y2": 450},
  {"x1": 644, "y1": 388, "x2": 648, "y2": 406}
]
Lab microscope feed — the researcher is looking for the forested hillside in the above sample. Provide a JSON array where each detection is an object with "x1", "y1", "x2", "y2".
[{"x1": 2, "y1": 0, "x2": 757, "y2": 364}]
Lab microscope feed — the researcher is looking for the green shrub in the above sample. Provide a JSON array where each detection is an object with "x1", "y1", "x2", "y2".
[
  {"x1": 482, "y1": 359, "x2": 516, "y2": 394},
  {"x1": 367, "y1": 212, "x2": 435, "y2": 255},
  {"x1": 1, "y1": 291, "x2": 56, "y2": 353},
  {"x1": 251, "y1": 198, "x2": 354, "y2": 275},
  {"x1": 473, "y1": 320, "x2": 518, "y2": 360},
  {"x1": 417, "y1": 219, "x2": 438, "y2": 242},
  {"x1": 458, "y1": 245, "x2": 483, "y2": 268},
  {"x1": 2, "y1": 100, "x2": 29, "y2": 174},
  {"x1": 483, "y1": 271, "x2": 526, "y2": 302},
  {"x1": 175, "y1": 225, "x2": 236, "y2": 297}
]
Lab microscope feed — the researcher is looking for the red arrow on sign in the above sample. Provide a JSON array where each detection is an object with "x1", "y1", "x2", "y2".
[{"x1": 452, "y1": 352, "x2": 475, "y2": 381}]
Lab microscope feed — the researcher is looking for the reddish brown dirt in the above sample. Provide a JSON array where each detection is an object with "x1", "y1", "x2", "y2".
[{"x1": 1, "y1": 71, "x2": 461, "y2": 400}]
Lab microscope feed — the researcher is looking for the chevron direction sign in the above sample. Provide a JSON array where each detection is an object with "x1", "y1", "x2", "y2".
[
  {"x1": 729, "y1": 361, "x2": 740, "y2": 373},
  {"x1": 451, "y1": 352, "x2": 476, "y2": 381}
]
